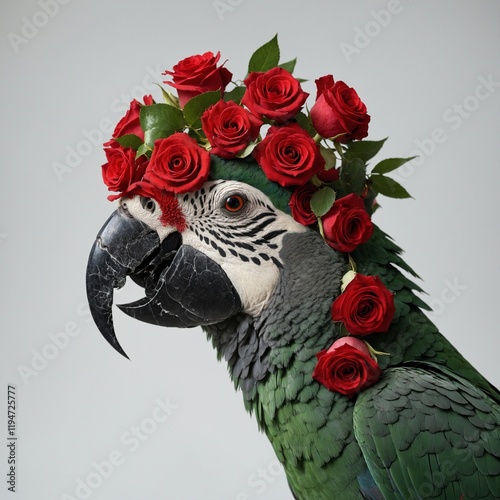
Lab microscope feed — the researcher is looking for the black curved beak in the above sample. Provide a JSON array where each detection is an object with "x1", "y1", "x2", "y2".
[
  {"x1": 86, "y1": 209, "x2": 162, "y2": 358},
  {"x1": 86, "y1": 209, "x2": 242, "y2": 358}
]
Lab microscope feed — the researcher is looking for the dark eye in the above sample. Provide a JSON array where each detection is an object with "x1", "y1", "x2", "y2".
[
  {"x1": 224, "y1": 195, "x2": 246, "y2": 213},
  {"x1": 140, "y1": 197, "x2": 156, "y2": 213}
]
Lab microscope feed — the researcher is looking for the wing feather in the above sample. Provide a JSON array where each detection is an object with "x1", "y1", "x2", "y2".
[{"x1": 353, "y1": 363, "x2": 500, "y2": 498}]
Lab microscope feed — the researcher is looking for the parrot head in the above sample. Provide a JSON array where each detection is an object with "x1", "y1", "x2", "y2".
[
  {"x1": 86, "y1": 159, "x2": 308, "y2": 358},
  {"x1": 84, "y1": 40, "x2": 500, "y2": 500}
]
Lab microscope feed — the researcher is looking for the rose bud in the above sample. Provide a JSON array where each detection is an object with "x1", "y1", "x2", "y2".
[
  {"x1": 310, "y1": 75, "x2": 370, "y2": 142},
  {"x1": 104, "y1": 95, "x2": 153, "y2": 148}
]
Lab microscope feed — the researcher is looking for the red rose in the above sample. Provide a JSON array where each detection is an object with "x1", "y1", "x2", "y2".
[
  {"x1": 312, "y1": 337, "x2": 382, "y2": 398},
  {"x1": 253, "y1": 124, "x2": 325, "y2": 187},
  {"x1": 289, "y1": 184, "x2": 318, "y2": 225},
  {"x1": 331, "y1": 274, "x2": 395, "y2": 335},
  {"x1": 163, "y1": 51, "x2": 232, "y2": 108},
  {"x1": 105, "y1": 95, "x2": 153, "y2": 147},
  {"x1": 242, "y1": 67, "x2": 308, "y2": 123},
  {"x1": 143, "y1": 133, "x2": 211, "y2": 193},
  {"x1": 310, "y1": 75, "x2": 369, "y2": 142},
  {"x1": 322, "y1": 193, "x2": 373, "y2": 252},
  {"x1": 316, "y1": 167, "x2": 340, "y2": 183},
  {"x1": 201, "y1": 100, "x2": 262, "y2": 159},
  {"x1": 102, "y1": 146, "x2": 148, "y2": 199}
]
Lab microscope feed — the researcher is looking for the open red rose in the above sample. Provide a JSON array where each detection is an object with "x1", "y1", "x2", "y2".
[
  {"x1": 143, "y1": 133, "x2": 211, "y2": 193},
  {"x1": 242, "y1": 67, "x2": 308, "y2": 123},
  {"x1": 163, "y1": 51, "x2": 232, "y2": 108},
  {"x1": 310, "y1": 75, "x2": 369, "y2": 142},
  {"x1": 105, "y1": 95, "x2": 153, "y2": 148},
  {"x1": 201, "y1": 100, "x2": 262, "y2": 159},
  {"x1": 102, "y1": 145, "x2": 148, "y2": 199},
  {"x1": 312, "y1": 337, "x2": 382, "y2": 398},
  {"x1": 331, "y1": 274, "x2": 395, "y2": 335},
  {"x1": 322, "y1": 193, "x2": 373, "y2": 253},
  {"x1": 253, "y1": 124, "x2": 325, "y2": 187},
  {"x1": 289, "y1": 184, "x2": 318, "y2": 225}
]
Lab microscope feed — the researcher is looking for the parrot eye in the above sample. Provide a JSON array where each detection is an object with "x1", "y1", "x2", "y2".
[
  {"x1": 223, "y1": 194, "x2": 246, "y2": 213},
  {"x1": 140, "y1": 197, "x2": 156, "y2": 213}
]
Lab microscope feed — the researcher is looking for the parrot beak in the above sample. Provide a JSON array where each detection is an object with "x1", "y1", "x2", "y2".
[
  {"x1": 85, "y1": 208, "x2": 167, "y2": 358},
  {"x1": 86, "y1": 208, "x2": 242, "y2": 358}
]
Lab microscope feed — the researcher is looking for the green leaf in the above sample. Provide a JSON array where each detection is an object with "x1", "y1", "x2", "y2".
[
  {"x1": 294, "y1": 111, "x2": 315, "y2": 137},
  {"x1": 140, "y1": 103, "x2": 185, "y2": 147},
  {"x1": 371, "y1": 156, "x2": 416, "y2": 175},
  {"x1": 183, "y1": 90, "x2": 222, "y2": 126},
  {"x1": 340, "y1": 157, "x2": 367, "y2": 195},
  {"x1": 363, "y1": 185, "x2": 378, "y2": 216},
  {"x1": 279, "y1": 58, "x2": 297, "y2": 74},
  {"x1": 370, "y1": 174, "x2": 412, "y2": 199},
  {"x1": 223, "y1": 85, "x2": 246, "y2": 104},
  {"x1": 311, "y1": 186, "x2": 336, "y2": 217},
  {"x1": 155, "y1": 83, "x2": 179, "y2": 108},
  {"x1": 144, "y1": 127, "x2": 172, "y2": 147},
  {"x1": 235, "y1": 140, "x2": 258, "y2": 158},
  {"x1": 115, "y1": 134, "x2": 143, "y2": 151},
  {"x1": 345, "y1": 138, "x2": 387, "y2": 162},
  {"x1": 248, "y1": 34, "x2": 280, "y2": 73},
  {"x1": 136, "y1": 143, "x2": 152, "y2": 159},
  {"x1": 319, "y1": 145, "x2": 337, "y2": 171}
]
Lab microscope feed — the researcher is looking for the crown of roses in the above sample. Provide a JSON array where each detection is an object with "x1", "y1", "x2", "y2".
[{"x1": 101, "y1": 35, "x2": 414, "y2": 398}]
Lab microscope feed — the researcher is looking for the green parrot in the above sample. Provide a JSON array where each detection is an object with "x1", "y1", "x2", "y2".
[
  {"x1": 85, "y1": 37, "x2": 500, "y2": 499},
  {"x1": 86, "y1": 156, "x2": 499, "y2": 499}
]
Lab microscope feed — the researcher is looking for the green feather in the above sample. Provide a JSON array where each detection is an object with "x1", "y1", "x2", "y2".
[{"x1": 209, "y1": 156, "x2": 293, "y2": 214}]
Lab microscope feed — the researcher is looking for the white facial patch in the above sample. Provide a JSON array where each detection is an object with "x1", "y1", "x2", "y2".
[
  {"x1": 180, "y1": 181, "x2": 307, "y2": 317},
  {"x1": 118, "y1": 182, "x2": 307, "y2": 318}
]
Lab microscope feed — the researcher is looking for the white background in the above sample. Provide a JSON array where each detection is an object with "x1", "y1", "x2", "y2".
[{"x1": 1, "y1": 1, "x2": 499, "y2": 499}]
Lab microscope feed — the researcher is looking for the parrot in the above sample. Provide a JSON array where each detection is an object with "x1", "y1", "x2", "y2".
[
  {"x1": 86, "y1": 156, "x2": 500, "y2": 499},
  {"x1": 85, "y1": 35, "x2": 500, "y2": 498}
]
